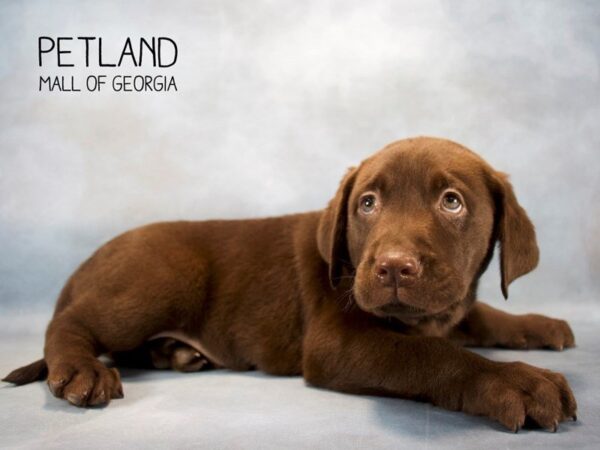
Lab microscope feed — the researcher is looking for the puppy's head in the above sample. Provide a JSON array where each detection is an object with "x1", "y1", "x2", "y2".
[{"x1": 318, "y1": 137, "x2": 538, "y2": 324}]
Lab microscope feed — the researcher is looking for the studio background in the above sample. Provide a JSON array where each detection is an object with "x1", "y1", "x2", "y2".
[
  {"x1": 1, "y1": 1, "x2": 599, "y2": 448},
  {"x1": 2, "y1": 0, "x2": 599, "y2": 324}
]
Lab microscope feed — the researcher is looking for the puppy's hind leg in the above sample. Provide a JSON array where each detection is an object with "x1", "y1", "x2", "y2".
[
  {"x1": 44, "y1": 280, "x2": 208, "y2": 406},
  {"x1": 150, "y1": 338, "x2": 213, "y2": 372},
  {"x1": 44, "y1": 312, "x2": 124, "y2": 407},
  {"x1": 111, "y1": 338, "x2": 213, "y2": 373},
  {"x1": 37, "y1": 225, "x2": 211, "y2": 407}
]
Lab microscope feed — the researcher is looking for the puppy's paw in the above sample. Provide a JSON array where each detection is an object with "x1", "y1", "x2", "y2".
[
  {"x1": 463, "y1": 361, "x2": 577, "y2": 431},
  {"x1": 171, "y1": 347, "x2": 211, "y2": 372},
  {"x1": 47, "y1": 359, "x2": 123, "y2": 407},
  {"x1": 503, "y1": 315, "x2": 575, "y2": 351},
  {"x1": 149, "y1": 338, "x2": 212, "y2": 372}
]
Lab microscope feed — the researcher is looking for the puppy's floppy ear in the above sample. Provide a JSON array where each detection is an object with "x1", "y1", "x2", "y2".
[
  {"x1": 490, "y1": 172, "x2": 539, "y2": 299},
  {"x1": 317, "y1": 167, "x2": 358, "y2": 289}
]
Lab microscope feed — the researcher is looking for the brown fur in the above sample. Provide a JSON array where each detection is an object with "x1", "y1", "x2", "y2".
[{"x1": 3, "y1": 137, "x2": 576, "y2": 431}]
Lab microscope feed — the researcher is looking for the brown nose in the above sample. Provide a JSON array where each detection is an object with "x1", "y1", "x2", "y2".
[{"x1": 375, "y1": 251, "x2": 422, "y2": 287}]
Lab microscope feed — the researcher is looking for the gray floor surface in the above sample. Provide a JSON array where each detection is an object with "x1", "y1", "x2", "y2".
[{"x1": 1, "y1": 316, "x2": 599, "y2": 449}]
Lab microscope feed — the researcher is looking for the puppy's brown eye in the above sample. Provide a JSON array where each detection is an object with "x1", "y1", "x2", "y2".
[
  {"x1": 359, "y1": 194, "x2": 377, "y2": 214},
  {"x1": 441, "y1": 191, "x2": 463, "y2": 213}
]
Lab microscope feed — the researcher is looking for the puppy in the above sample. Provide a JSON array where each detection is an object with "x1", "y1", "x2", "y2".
[{"x1": 4, "y1": 137, "x2": 576, "y2": 431}]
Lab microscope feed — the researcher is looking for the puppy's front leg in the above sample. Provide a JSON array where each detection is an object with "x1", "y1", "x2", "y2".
[
  {"x1": 450, "y1": 302, "x2": 575, "y2": 350},
  {"x1": 302, "y1": 313, "x2": 576, "y2": 431}
]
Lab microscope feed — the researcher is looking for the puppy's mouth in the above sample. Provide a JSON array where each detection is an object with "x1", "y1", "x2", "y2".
[
  {"x1": 376, "y1": 301, "x2": 427, "y2": 317},
  {"x1": 370, "y1": 287, "x2": 458, "y2": 320}
]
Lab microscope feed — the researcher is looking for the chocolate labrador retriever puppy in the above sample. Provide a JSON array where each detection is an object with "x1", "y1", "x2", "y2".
[{"x1": 4, "y1": 137, "x2": 576, "y2": 431}]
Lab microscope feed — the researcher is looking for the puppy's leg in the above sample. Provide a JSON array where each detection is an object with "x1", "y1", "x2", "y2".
[
  {"x1": 449, "y1": 302, "x2": 575, "y2": 350},
  {"x1": 45, "y1": 287, "x2": 202, "y2": 406},
  {"x1": 111, "y1": 339, "x2": 212, "y2": 372},
  {"x1": 144, "y1": 338, "x2": 212, "y2": 372},
  {"x1": 303, "y1": 312, "x2": 576, "y2": 431},
  {"x1": 41, "y1": 225, "x2": 212, "y2": 407},
  {"x1": 45, "y1": 294, "x2": 206, "y2": 406},
  {"x1": 44, "y1": 312, "x2": 124, "y2": 406}
]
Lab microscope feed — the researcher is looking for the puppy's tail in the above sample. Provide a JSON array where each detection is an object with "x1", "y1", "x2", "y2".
[{"x1": 2, "y1": 359, "x2": 47, "y2": 386}]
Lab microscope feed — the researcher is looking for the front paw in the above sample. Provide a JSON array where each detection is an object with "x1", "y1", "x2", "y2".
[
  {"x1": 463, "y1": 361, "x2": 577, "y2": 431},
  {"x1": 502, "y1": 315, "x2": 575, "y2": 350}
]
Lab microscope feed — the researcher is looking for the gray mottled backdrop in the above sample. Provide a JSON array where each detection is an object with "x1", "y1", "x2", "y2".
[{"x1": 1, "y1": 0, "x2": 599, "y2": 328}]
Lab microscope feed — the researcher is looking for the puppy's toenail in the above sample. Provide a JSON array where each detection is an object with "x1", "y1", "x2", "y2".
[
  {"x1": 66, "y1": 393, "x2": 81, "y2": 405},
  {"x1": 49, "y1": 378, "x2": 64, "y2": 388}
]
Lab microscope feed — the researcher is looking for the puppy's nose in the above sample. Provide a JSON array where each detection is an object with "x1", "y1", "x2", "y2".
[{"x1": 375, "y1": 252, "x2": 421, "y2": 287}]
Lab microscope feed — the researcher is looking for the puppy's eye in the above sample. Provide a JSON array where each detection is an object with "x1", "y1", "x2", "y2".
[
  {"x1": 359, "y1": 194, "x2": 377, "y2": 214},
  {"x1": 441, "y1": 191, "x2": 463, "y2": 213}
]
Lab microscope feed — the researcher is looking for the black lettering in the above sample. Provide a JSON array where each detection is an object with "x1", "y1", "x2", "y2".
[
  {"x1": 158, "y1": 37, "x2": 177, "y2": 67},
  {"x1": 139, "y1": 37, "x2": 156, "y2": 67},
  {"x1": 38, "y1": 37, "x2": 55, "y2": 67},
  {"x1": 98, "y1": 37, "x2": 116, "y2": 67},
  {"x1": 39, "y1": 76, "x2": 51, "y2": 90},
  {"x1": 77, "y1": 37, "x2": 96, "y2": 67},
  {"x1": 56, "y1": 37, "x2": 74, "y2": 67},
  {"x1": 118, "y1": 38, "x2": 138, "y2": 66}
]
